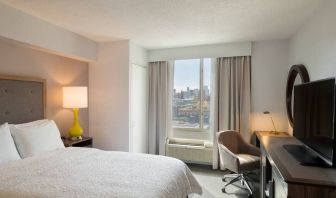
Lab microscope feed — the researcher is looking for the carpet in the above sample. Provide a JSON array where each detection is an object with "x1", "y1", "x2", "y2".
[{"x1": 189, "y1": 164, "x2": 260, "y2": 198}]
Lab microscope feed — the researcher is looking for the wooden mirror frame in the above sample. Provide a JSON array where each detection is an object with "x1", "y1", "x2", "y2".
[{"x1": 286, "y1": 64, "x2": 310, "y2": 127}]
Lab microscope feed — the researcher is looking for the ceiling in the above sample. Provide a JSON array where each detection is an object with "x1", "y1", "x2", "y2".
[{"x1": 0, "y1": 0, "x2": 322, "y2": 49}]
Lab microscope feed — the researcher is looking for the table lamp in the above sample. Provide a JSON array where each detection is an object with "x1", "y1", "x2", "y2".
[
  {"x1": 63, "y1": 86, "x2": 88, "y2": 140},
  {"x1": 263, "y1": 111, "x2": 277, "y2": 132}
]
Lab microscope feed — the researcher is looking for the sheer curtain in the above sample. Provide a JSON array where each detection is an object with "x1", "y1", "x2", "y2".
[
  {"x1": 212, "y1": 56, "x2": 251, "y2": 169},
  {"x1": 148, "y1": 61, "x2": 173, "y2": 155}
]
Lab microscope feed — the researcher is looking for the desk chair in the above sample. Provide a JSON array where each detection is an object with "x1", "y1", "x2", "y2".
[{"x1": 217, "y1": 130, "x2": 260, "y2": 196}]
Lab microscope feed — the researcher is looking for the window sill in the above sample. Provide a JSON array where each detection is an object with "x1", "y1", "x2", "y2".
[{"x1": 173, "y1": 128, "x2": 209, "y2": 133}]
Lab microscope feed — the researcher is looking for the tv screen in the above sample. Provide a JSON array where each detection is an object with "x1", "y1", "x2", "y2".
[{"x1": 294, "y1": 78, "x2": 336, "y2": 162}]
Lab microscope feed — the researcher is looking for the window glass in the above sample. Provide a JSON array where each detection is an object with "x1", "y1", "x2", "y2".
[
  {"x1": 172, "y1": 58, "x2": 211, "y2": 131},
  {"x1": 173, "y1": 59, "x2": 200, "y2": 128},
  {"x1": 202, "y1": 58, "x2": 211, "y2": 129}
]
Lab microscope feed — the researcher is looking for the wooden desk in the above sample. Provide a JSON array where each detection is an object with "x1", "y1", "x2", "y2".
[
  {"x1": 258, "y1": 134, "x2": 336, "y2": 198},
  {"x1": 255, "y1": 131, "x2": 289, "y2": 147}
]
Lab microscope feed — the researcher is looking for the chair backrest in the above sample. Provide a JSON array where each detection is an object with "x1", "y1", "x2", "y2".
[{"x1": 217, "y1": 130, "x2": 243, "y2": 154}]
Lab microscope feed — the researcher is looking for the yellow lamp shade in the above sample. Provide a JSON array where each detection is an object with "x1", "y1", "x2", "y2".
[
  {"x1": 62, "y1": 86, "x2": 88, "y2": 138},
  {"x1": 63, "y1": 87, "x2": 88, "y2": 108}
]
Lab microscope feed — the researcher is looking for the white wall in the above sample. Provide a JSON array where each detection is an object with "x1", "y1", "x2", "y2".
[
  {"x1": 251, "y1": 40, "x2": 289, "y2": 133},
  {"x1": 89, "y1": 40, "x2": 130, "y2": 151},
  {"x1": 90, "y1": 41, "x2": 148, "y2": 151},
  {"x1": 0, "y1": 2, "x2": 97, "y2": 62},
  {"x1": 250, "y1": 0, "x2": 336, "y2": 135},
  {"x1": 288, "y1": 0, "x2": 336, "y2": 133},
  {"x1": 129, "y1": 42, "x2": 149, "y2": 153},
  {"x1": 289, "y1": 0, "x2": 336, "y2": 81},
  {"x1": 130, "y1": 64, "x2": 148, "y2": 153},
  {"x1": 148, "y1": 42, "x2": 251, "y2": 61},
  {"x1": 130, "y1": 42, "x2": 148, "y2": 66}
]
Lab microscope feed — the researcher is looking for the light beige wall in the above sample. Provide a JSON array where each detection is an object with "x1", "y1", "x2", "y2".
[
  {"x1": 251, "y1": 40, "x2": 289, "y2": 133},
  {"x1": 89, "y1": 40, "x2": 130, "y2": 151},
  {"x1": 289, "y1": 0, "x2": 336, "y2": 81},
  {"x1": 0, "y1": 37, "x2": 89, "y2": 137},
  {"x1": 129, "y1": 42, "x2": 148, "y2": 153},
  {"x1": 0, "y1": 2, "x2": 97, "y2": 62},
  {"x1": 148, "y1": 42, "x2": 251, "y2": 62}
]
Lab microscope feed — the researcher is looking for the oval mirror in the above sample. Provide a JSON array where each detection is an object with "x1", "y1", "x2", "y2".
[{"x1": 286, "y1": 64, "x2": 310, "y2": 127}]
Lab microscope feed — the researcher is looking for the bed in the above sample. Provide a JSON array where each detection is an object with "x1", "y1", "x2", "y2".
[{"x1": 0, "y1": 75, "x2": 202, "y2": 198}]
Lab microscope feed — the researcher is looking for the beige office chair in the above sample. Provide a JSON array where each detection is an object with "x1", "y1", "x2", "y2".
[{"x1": 217, "y1": 130, "x2": 260, "y2": 196}]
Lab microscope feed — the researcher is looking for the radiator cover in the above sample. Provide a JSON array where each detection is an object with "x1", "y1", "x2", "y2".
[{"x1": 166, "y1": 138, "x2": 213, "y2": 165}]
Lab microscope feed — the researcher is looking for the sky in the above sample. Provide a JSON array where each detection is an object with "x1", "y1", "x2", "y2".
[{"x1": 174, "y1": 58, "x2": 211, "y2": 92}]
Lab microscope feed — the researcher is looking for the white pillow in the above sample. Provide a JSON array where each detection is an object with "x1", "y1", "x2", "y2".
[
  {"x1": 0, "y1": 123, "x2": 21, "y2": 164},
  {"x1": 10, "y1": 120, "x2": 65, "y2": 158},
  {"x1": 10, "y1": 119, "x2": 49, "y2": 128}
]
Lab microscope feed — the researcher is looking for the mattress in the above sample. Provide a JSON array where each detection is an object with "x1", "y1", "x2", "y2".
[{"x1": 0, "y1": 147, "x2": 202, "y2": 198}]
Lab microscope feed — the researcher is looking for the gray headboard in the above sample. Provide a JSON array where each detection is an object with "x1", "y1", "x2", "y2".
[{"x1": 0, "y1": 75, "x2": 46, "y2": 124}]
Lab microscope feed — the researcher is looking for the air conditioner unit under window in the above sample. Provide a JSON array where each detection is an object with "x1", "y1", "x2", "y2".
[{"x1": 166, "y1": 138, "x2": 213, "y2": 165}]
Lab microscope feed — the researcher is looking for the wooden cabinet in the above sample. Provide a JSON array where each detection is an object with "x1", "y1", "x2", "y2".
[{"x1": 257, "y1": 131, "x2": 336, "y2": 198}]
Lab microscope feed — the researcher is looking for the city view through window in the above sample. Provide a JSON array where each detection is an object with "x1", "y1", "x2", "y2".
[{"x1": 173, "y1": 58, "x2": 211, "y2": 130}]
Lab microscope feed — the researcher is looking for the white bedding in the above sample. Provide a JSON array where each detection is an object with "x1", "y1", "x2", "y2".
[{"x1": 0, "y1": 147, "x2": 202, "y2": 198}]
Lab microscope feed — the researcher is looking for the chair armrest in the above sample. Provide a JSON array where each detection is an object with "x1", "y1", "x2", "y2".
[
  {"x1": 240, "y1": 142, "x2": 260, "y2": 156},
  {"x1": 218, "y1": 144, "x2": 240, "y2": 172}
]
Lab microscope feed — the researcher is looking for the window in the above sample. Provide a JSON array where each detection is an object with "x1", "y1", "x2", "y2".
[{"x1": 172, "y1": 58, "x2": 211, "y2": 131}]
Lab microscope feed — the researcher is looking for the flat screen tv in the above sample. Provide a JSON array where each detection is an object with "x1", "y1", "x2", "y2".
[{"x1": 293, "y1": 78, "x2": 336, "y2": 166}]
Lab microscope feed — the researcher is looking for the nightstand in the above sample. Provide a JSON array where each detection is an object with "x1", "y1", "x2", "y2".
[{"x1": 62, "y1": 137, "x2": 93, "y2": 147}]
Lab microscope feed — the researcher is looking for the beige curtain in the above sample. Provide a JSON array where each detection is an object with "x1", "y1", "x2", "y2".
[
  {"x1": 148, "y1": 61, "x2": 173, "y2": 155},
  {"x1": 212, "y1": 56, "x2": 251, "y2": 169}
]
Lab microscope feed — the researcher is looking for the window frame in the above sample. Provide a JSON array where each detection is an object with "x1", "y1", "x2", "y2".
[{"x1": 172, "y1": 58, "x2": 210, "y2": 132}]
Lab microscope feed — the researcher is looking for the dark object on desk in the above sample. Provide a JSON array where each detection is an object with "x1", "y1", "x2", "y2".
[
  {"x1": 283, "y1": 144, "x2": 330, "y2": 167},
  {"x1": 293, "y1": 78, "x2": 336, "y2": 167},
  {"x1": 263, "y1": 111, "x2": 277, "y2": 132},
  {"x1": 62, "y1": 137, "x2": 93, "y2": 147}
]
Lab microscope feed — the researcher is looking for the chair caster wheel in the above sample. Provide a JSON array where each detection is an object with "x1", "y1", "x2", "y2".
[
  {"x1": 221, "y1": 188, "x2": 227, "y2": 193},
  {"x1": 248, "y1": 194, "x2": 253, "y2": 198},
  {"x1": 222, "y1": 178, "x2": 226, "y2": 182}
]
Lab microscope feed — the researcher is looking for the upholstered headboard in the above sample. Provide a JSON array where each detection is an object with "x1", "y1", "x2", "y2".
[{"x1": 0, "y1": 75, "x2": 46, "y2": 124}]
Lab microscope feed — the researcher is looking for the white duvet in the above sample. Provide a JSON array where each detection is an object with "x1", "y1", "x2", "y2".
[{"x1": 0, "y1": 148, "x2": 202, "y2": 198}]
